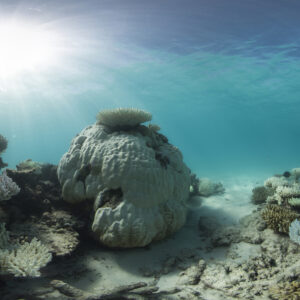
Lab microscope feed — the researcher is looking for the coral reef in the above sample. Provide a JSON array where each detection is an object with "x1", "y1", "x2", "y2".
[
  {"x1": 264, "y1": 172, "x2": 300, "y2": 207},
  {"x1": 16, "y1": 159, "x2": 43, "y2": 174},
  {"x1": 190, "y1": 211, "x2": 300, "y2": 299},
  {"x1": 261, "y1": 204, "x2": 298, "y2": 234},
  {"x1": 0, "y1": 170, "x2": 20, "y2": 201},
  {"x1": 264, "y1": 176, "x2": 289, "y2": 189},
  {"x1": 4, "y1": 163, "x2": 81, "y2": 256},
  {"x1": 96, "y1": 107, "x2": 152, "y2": 129},
  {"x1": 58, "y1": 109, "x2": 191, "y2": 248},
  {"x1": 275, "y1": 184, "x2": 300, "y2": 206},
  {"x1": 3, "y1": 168, "x2": 300, "y2": 299},
  {"x1": 251, "y1": 186, "x2": 273, "y2": 204}
]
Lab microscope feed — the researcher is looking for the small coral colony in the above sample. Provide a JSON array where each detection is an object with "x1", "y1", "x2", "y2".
[{"x1": 1, "y1": 108, "x2": 300, "y2": 278}]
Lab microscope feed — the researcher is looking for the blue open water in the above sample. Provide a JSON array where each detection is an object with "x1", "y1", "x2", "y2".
[{"x1": 1, "y1": 0, "x2": 300, "y2": 180}]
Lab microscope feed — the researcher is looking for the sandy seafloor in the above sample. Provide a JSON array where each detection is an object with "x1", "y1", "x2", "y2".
[
  {"x1": 60, "y1": 176, "x2": 260, "y2": 299},
  {"x1": 4, "y1": 172, "x2": 300, "y2": 300}
]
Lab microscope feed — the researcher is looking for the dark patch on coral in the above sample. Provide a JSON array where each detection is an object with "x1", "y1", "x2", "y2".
[
  {"x1": 190, "y1": 173, "x2": 200, "y2": 196},
  {"x1": 76, "y1": 163, "x2": 92, "y2": 184},
  {"x1": 98, "y1": 188, "x2": 123, "y2": 209},
  {"x1": 283, "y1": 171, "x2": 291, "y2": 178},
  {"x1": 156, "y1": 132, "x2": 168, "y2": 144},
  {"x1": 138, "y1": 126, "x2": 169, "y2": 148},
  {"x1": 102, "y1": 123, "x2": 140, "y2": 132},
  {"x1": 6, "y1": 164, "x2": 61, "y2": 217},
  {"x1": 155, "y1": 153, "x2": 170, "y2": 169}
]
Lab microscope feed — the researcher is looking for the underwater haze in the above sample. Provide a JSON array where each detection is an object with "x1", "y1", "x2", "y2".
[{"x1": 1, "y1": 0, "x2": 300, "y2": 180}]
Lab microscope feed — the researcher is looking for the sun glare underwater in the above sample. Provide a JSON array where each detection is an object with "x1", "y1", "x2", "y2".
[
  {"x1": 0, "y1": 0, "x2": 300, "y2": 180},
  {"x1": 0, "y1": 20, "x2": 60, "y2": 78}
]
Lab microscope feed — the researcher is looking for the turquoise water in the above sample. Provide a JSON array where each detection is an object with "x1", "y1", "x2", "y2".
[{"x1": 1, "y1": 0, "x2": 300, "y2": 180}]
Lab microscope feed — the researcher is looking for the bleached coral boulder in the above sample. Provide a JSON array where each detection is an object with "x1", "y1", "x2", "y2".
[{"x1": 57, "y1": 121, "x2": 191, "y2": 248}]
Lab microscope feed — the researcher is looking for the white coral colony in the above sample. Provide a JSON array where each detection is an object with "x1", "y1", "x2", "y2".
[
  {"x1": 0, "y1": 170, "x2": 20, "y2": 201},
  {"x1": 57, "y1": 108, "x2": 191, "y2": 248}
]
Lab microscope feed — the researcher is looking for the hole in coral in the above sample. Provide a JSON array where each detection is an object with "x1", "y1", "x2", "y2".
[
  {"x1": 76, "y1": 164, "x2": 92, "y2": 183},
  {"x1": 99, "y1": 188, "x2": 123, "y2": 209}
]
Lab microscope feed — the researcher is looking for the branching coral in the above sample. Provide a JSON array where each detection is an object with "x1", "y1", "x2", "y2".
[
  {"x1": 0, "y1": 223, "x2": 52, "y2": 277},
  {"x1": 269, "y1": 280, "x2": 300, "y2": 300},
  {"x1": 264, "y1": 176, "x2": 289, "y2": 189},
  {"x1": 261, "y1": 204, "x2": 299, "y2": 234},
  {"x1": 266, "y1": 183, "x2": 300, "y2": 207}
]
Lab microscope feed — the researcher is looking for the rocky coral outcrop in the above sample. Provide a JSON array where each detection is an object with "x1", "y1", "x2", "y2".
[
  {"x1": 2, "y1": 162, "x2": 82, "y2": 257},
  {"x1": 58, "y1": 110, "x2": 191, "y2": 248}
]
